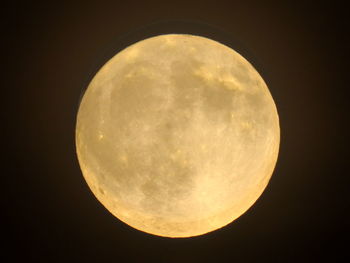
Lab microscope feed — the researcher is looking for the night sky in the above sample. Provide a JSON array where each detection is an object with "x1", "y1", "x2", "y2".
[{"x1": 4, "y1": 1, "x2": 348, "y2": 262}]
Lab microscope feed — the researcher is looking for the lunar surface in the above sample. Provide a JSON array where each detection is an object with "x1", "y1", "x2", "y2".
[{"x1": 76, "y1": 34, "x2": 280, "y2": 238}]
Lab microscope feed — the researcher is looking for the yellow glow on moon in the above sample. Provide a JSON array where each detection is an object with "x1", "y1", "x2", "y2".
[{"x1": 76, "y1": 34, "x2": 280, "y2": 238}]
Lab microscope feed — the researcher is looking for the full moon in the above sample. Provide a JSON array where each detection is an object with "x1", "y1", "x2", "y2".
[{"x1": 76, "y1": 34, "x2": 280, "y2": 238}]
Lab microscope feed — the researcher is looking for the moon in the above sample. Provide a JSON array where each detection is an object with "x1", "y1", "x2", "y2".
[{"x1": 76, "y1": 34, "x2": 280, "y2": 238}]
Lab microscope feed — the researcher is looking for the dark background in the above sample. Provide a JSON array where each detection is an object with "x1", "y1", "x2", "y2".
[{"x1": 3, "y1": 0, "x2": 348, "y2": 262}]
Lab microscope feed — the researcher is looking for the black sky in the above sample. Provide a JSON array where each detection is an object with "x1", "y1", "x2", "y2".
[{"x1": 3, "y1": 0, "x2": 348, "y2": 262}]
